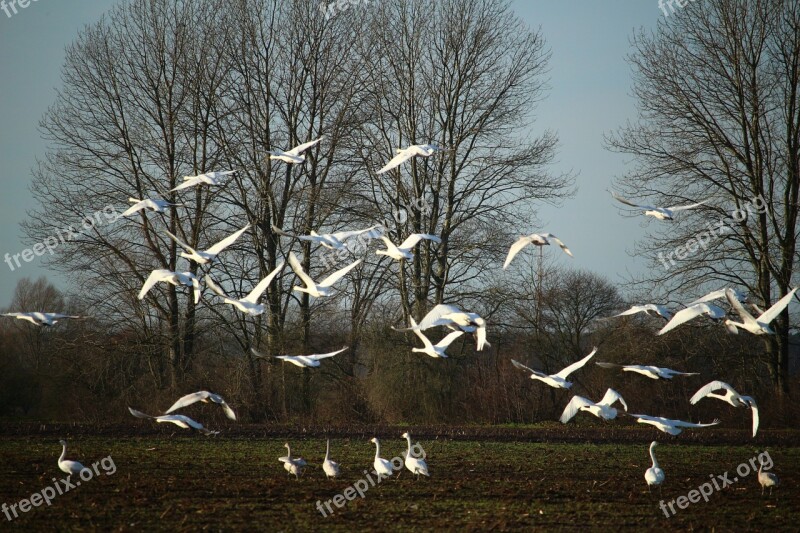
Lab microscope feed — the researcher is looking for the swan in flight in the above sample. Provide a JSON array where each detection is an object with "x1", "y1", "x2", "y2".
[
  {"x1": 164, "y1": 391, "x2": 236, "y2": 421},
  {"x1": 252, "y1": 346, "x2": 348, "y2": 368},
  {"x1": 625, "y1": 413, "x2": 720, "y2": 435},
  {"x1": 503, "y1": 233, "x2": 573, "y2": 269},
  {"x1": 758, "y1": 460, "x2": 779, "y2": 496},
  {"x1": 322, "y1": 439, "x2": 341, "y2": 479},
  {"x1": 370, "y1": 438, "x2": 394, "y2": 478},
  {"x1": 165, "y1": 224, "x2": 250, "y2": 265},
  {"x1": 724, "y1": 287, "x2": 798, "y2": 335},
  {"x1": 272, "y1": 224, "x2": 383, "y2": 251},
  {"x1": 279, "y1": 443, "x2": 307, "y2": 479},
  {"x1": 644, "y1": 441, "x2": 665, "y2": 493},
  {"x1": 690, "y1": 381, "x2": 759, "y2": 437},
  {"x1": 510, "y1": 347, "x2": 597, "y2": 389},
  {"x1": 204, "y1": 262, "x2": 285, "y2": 316},
  {"x1": 128, "y1": 407, "x2": 218, "y2": 435},
  {"x1": 611, "y1": 192, "x2": 706, "y2": 220},
  {"x1": 560, "y1": 388, "x2": 627, "y2": 423},
  {"x1": 408, "y1": 318, "x2": 464, "y2": 358},
  {"x1": 58, "y1": 440, "x2": 86, "y2": 475},
  {"x1": 401, "y1": 432, "x2": 429, "y2": 479},
  {"x1": 121, "y1": 198, "x2": 182, "y2": 217},
  {"x1": 2, "y1": 312, "x2": 85, "y2": 327},
  {"x1": 377, "y1": 144, "x2": 442, "y2": 174},
  {"x1": 657, "y1": 303, "x2": 726, "y2": 335},
  {"x1": 688, "y1": 288, "x2": 747, "y2": 306},
  {"x1": 375, "y1": 234, "x2": 441, "y2": 261},
  {"x1": 595, "y1": 362, "x2": 698, "y2": 380},
  {"x1": 138, "y1": 269, "x2": 201, "y2": 304},
  {"x1": 268, "y1": 137, "x2": 324, "y2": 164},
  {"x1": 288, "y1": 252, "x2": 361, "y2": 297},
  {"x1": 393, "y1": 304, "x2": 489, "y2": 351},
  {"x1": 171, "y1": 170, "x2": 236, "y2": 192},
  {"x1": 611, "y1": 304, "x2": 672, "y2": 321}
]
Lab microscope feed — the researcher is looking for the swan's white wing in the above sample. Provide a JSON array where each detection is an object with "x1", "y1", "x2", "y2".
[
  {"x1": 332, "y1": 224, "x2": 384, "y2": 241},
  {"x1": 611, "y1": 192, "x2": 655, "y2": 211},
  {"x1": 503, "y1": 236, "x2": 532, "y2": 270},
  {"x1": 434, "y1": 330, "x2": 464, "y2": 349},
  {"x1": 598, "y1": 388, "x2": 626, "y2": 410},
  {"x1": 121, "y1": 200, "x2": 146, "y2": 217},
  {"x1": 596, "y1": 362, "x2": 622, "y2": 370},
  {"x1": 689, "y1": 380, "x2": 735, "y2": 404},
  {"x1": 667, "y1": 200, "x2": 707, "y2": 211},
  {"x1": 271, "y1": 224, "x2": 299, "y2": 239},
  {"x1": 203, "y1": 275, "x2": 228, "y2": 298},
  {"x1": 205, "y1": 225, "x2": 251, "y2": 255},
  {"x1": 138, "y1": 269, "x2": 172, "y2": 299},
  {"x1": 725, "y1": 288, "x2": 758, "y2": 324},
  {"x1": 541, "y1": 234, "x2": 573, "y2": 257},
  {"x1": 318, "y1": 259, "x2": 361, "y2": 288},
  {"x1": 560, "y1": 395, "x2": 592, "y2": 423},
  {"x1": 288, "y1": 252, "x2": 317, "y2": 289},
  {"x1": 672, "y1": 418, "x2": 720, "y2": 428},
  {"x1": 689, "y1": 288, "x2": 747, "y2": 306},
  {"x1": 409, "y1": 318, "x2": 435, "y2": 349},
  {"x1": 415, "y1": 304, "x2": 463, "y2": 330},
  {"x1": 165, "y1": 230, "x2": 197, "y2": 255},
  {"x1": 757, "y1": 287, "x2": 799, "y2": 325},
  {"x1": 377, "y1": 149, "x2": 414, "y2": 174},
  {"x1": 128, "y1": 407, "x2": 155, "y2": 419},
  {"x1": 475, "y1": 324, "x2": 488, "y2": 351},
  {"x1": 171, "y1": 176, "x2": 202, "y2": 192},
  {"x1": 307, "y1": 347, "x2": 348, "y2": 361},
  {"x1": 165, "y1": 391, "x2": 209, "y2": 414},
  {"x1": 286, "y1": 136, "x2": 323, "y2": 156},
  {"x1": 555, "y1": 347, "x2": 598, "y2": 379},
  {"x1": 657, "y1": 303, "x2": 723, "y2": 335},
  {"x1": 747, "y1": 398, "x2": 759, "y2": 437},
  {"x1": 243, "y1": 261, "x2": 285, "y2": 303},
  {"x1": 399, "y1": 233, "x2": 441, "y2": 250},
  {"x1": 510, "y1": 358, "x2": 546, "y2": 378}
]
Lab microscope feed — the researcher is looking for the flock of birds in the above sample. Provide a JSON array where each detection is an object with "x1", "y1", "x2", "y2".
[{"x1": 4, "y1": 136, "x2": 793, "y2": 499}]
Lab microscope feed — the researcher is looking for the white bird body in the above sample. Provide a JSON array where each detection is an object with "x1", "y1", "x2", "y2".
[
  {"x1": 2, "y1": 312, "x2": 84, "y2": 327},
  {"x1": 288, "y1": 252, "x2": 361, "y2": 298},
  {"x1": 626, "y1": 413, "x2": 720, "y2": 435},
  {"x1": 58, "y1": 440, "x2": 86, "y2": 475},
  {"x1": 510, "y1": 347, "x2": 597, "y2": 389},
  {"x1": 724, "y1": 287, "x2": 798, "y2": 335},
  {"x1": 596, "y1": 362, "x2": 698, "y2": 380},
  {"x1": 165, "y1": 391, "x2": 236, "y2": 421},
  {"x1": 612, "y1": 304, "x2": 672, "y2": 321},
  {"x1": 657, "y1": 303, "x2": 726, "y2": 335},
  {"x1": 370, "y1": 438, "x2": 395, "y2": 478},
  {"x1": 395, "y1": 304, "x2": 489, "y2": 351},
  {"x1": 408, "y1": 318, "x2": 464, "y2": 358},
  {"x1": 279, "y1": 443, "x2": 307, "y2": 479},
  {"x1": 376, "y1": 234, "x2": 441, "y2": 261},
  {"x1": 166, "y1": 225, "x2": 250, "y2": 265},
  {"x1": 644, "y1": 441, "x2": 665, "y2": 492},
  {"x1": 690, "y1": 380, "x2": 759, "y2": 437},
  {"x1": 377, "y1": 144, "x2": 441, "y2": 174},
  {"x1": 204, "y1": 262, "x2": 285, "y2": 316},
  {"x1": 322, "y1": 439, "x2": 341, "y2": 479},
  {"x1": 171, "y1": 170, "x2": 236, "y2": 192},
  {"x1": 758, "y1": 462, "x2": 779, "y2": 496},
  {"x1": 128, "y1": 407, "x2": 218, "y2": 435},
  {"x1": 268, "y1": 137, "x2": 323, "y2": 164},
  {"x1": 560, "y1": 388, "x2": 627, "y2": 423},
  {"x1": 121, "y1": 197, "x2": 181, "y2": 217},
  {"x1": 138, "y1": 269, "x2": 201, "y2": 304},
  {"x1": 612, "y1": 192, "x2": 706, "y2": 220},
  {"x1": 272, "y1": 224, "x2": 383, "y2": 251},
  {"x1": 401, "y1": 432, "x2": 429, "y2": 478},
  {"x1": 503, "y1": 233, "x2": 573, "y2": 269},
  {"x1": 253, "y1": 346, "x2": 347, "y2": 368}
]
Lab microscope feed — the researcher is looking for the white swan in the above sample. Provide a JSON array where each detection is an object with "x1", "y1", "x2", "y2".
[
  {"x1": 288, "y1": 252, "x2": 361, "y2": 297},
  {"x1": 58, "y1": 440, "x2": 86, "y2": 475},
  {"x1": 138, "y1": 269, "x2": 201, "y2": 304},
  {"x1": 394, "y1": 304, "x2": 489, "y2": 351},
  {"x1": 377, "y1": 144, "x2": 442, "y2": 174},
  {"x1": 252, "y1": 346, "x2": 347, "y2": 368},
  {"x1": 268, "y1": 137, "x2": 324, "y2": 164},
  {"x1": 2, "y1": 312, "x2": 85, "y2": 327},
  {"x1": 322, "y1": 439, "x2": 341, "y2": 479},
  {"x1": 503, "y1": 233, "x2": 573, "y2": 269},
  {"x1": 510, "y1": 347, "x2": 597, "y2": 389},
  {"x1": 559, "y1": 388, "x2": 627, "y2": 423},
  {"x1": 758, "y1": 460, "x2": 779, "y2": 496},
  {"x1": 690, "y1": 381, "x2": 759, "y2": 437},
  {"x1": 408, "y1": 318, "x2": 464, "y2": 358},
  {"x1": 370, "y1": 438, "x2": 394, "y2": 478},
  {"x1": 611, "y1": 304, "x2": 672, "y2": 321},
  {"x1": 171, "y1": 170, "x2": 236, "y2": 192},
  {"x1": 272, "y1": 224, "x2": 383, "y2": 251},
  {"x1": 644, "y1": 441, "x2": 665, "y2": 493},
  {"x1": 204, "y1": 262, "x2": 285, "y2": 316},
  {"x1": 625, "y1": 413, "x2": 720, "y2": 435},
  {"x1": 279, "y1": 443, "x2": 308, "y2": 479},
  {"x1": 121, "y1": 198, "x2": 181, "y2": 217},
  {"x1": 164, "y1": 391, "x2": 236, "y2": 421},
  {"x1": 375, "y1": 234, "x2": 441, "y2": 261},
  {"x1": 595, "y1": 362, "x2": 698, "y2": 380},
  {"x1": 611, "y1": 192, "x2": 706, "y2": 220},
  {"x1": 657, "y1": 303, "x2": 726, "y2": 335},
  {"x1": 401, "y1": 432, "x2": 429, "y2": 479},
  {"x1": 724, "y1": 287, "x2": 798, "y2": 335},
  {"x1": 165, "y1": 225, "x2": 250, "y2": 265},
  {"x1": 128, "y1": 407, "x2": 218, "y2": 435}
]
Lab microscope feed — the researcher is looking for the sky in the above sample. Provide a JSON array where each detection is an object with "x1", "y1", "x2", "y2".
[{"x1": 0, "y1": 0, "x2": 663, "y2": 307}]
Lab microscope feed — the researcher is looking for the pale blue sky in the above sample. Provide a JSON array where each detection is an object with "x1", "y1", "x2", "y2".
[{"x1": 0, "y1": 1, "x2": 661, "y2": 306}]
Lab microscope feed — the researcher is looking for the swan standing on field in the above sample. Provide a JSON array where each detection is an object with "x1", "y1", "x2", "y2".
[
  {"x1": 2, "y1": 312, "x2": 85, "y2": 327},
  {"x1": 138, "y1": 269, "x2": 201, "y2": 304},
  {"x1": 625, "y1": 413, "x2": 720, "y2": 435},
  {"x1": 58, "y1": 440, "x2": 86, "y2": 475},
  {"x1": 407, "y1": 318, "x2": 464, "y2": 358},
  {"x1": 171, "y1": 170, "x2": 236, "y2": 192},
  {"x1": 611, "y1": 304, "x2": 672, "y2": 321},
  {"x1": 393, "y1": 304, "x2": 489, "y2": 351},
  {"x1": 252, "y1": 346, "x2": 348, "y2": 368},
  {"x1": 559, "y1": 388, "x2": 627, "y2": 423},
  {"x1": 611, "y1": 192, "x2": 707, "y2": 220},
  {"x1": 657, "y1": 303, "x2": 726, "y2": 335},
  {"x1": 128, "y1": 407, "x2": 218, "y2": 435},
  {"x1": 164, "y1": 391, "x2": 237, "y2": 420},
  {"x1": 401, "y1": 432, "x2": 429, "y2": 479},
  {"x1": 377, "y1": 144, "x2": 442, "y2": 174},
  {"x1": 689, "y1": 381, "x2": 759, "y2": 437},
  {"x1": 165, "y1": 225, "x2": 250, "y2": 265},
  {"x1": 510, "y1": 347, "x2": 597, "y2": 389},
  {"x1": 758, "y1": 460, "x2": 779, "y2": 496},
  {"x1": 204, "y1": 262, "x2": 285, "y2": 316},
  {"x1": 370, "y1": 438, "x2": 394, "y2": 478},
  {"x1": 288, "y1": 252, "x2": 361, "y2": 298},
  {"x1": 279, "y1": 443, "x2": 308, "y2": 479},
  {"x1": 724, "y1": 287, "x2": 798, "y2": 335},
  {"x1": 595, "y1": 362, "x2": 698, "y2": 380},
  {"x1": 267, "y1": 137, "x2": 324, "y2": 164},
  {"x1": 121, "y1": 198, "x2": 182, "y2": 217},
  {"x1": 322, "y1": 439, "x2": 341, "y2": 479},
  {"x1": 375, "y1": 234, "x2": 441, "y2": 261},
  {"x1": 272, "y1": 224, "x2": 383, "y2": 251},
  {"x1": 503, "y1": 233, "x2": 573, "y2": 269},
  {"x1": 644, "y1": 441, "x2": 665, "y2": 493}
]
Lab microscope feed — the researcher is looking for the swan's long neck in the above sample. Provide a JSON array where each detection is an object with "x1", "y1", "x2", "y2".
[
  {"x1": 649, "y1": 445, "x2": 659, "y2": 469},
  {"x1": 405, "y1": 435, "x2": 412, "y2": 457},
  {"x1": 59, "y1": 443, "x2": 67, "y2": 463},
  {"x1": 286, "y1": 445, "x2": 292, "y2": 460},
  {"x1": 373, "y1": 440, "x2": 381, "y2": 459},
  {"x1": 325, "y1": 439, "x2": 330, "y2": 460}
]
